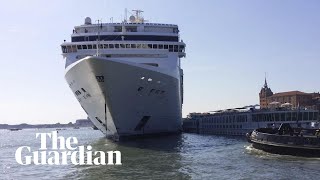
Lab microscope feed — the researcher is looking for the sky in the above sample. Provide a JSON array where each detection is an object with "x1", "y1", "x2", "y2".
[{"x1": 1, "y1": 0, "x2": 320, "y2": 124}]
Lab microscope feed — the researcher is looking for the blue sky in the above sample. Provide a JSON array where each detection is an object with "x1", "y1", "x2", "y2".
[{"x1": 1, "y1": 0, "x2": 320, "y2": 124}]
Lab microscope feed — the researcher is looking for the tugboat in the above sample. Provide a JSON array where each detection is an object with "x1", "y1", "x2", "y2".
[{"x1": 247, "y1": 123, "x2": 320, "y2": 157}]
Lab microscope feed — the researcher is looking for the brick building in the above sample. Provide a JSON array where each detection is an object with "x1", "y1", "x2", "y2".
[{"x1": 259, "y1": 78, "x2": 320, "y2": 111}]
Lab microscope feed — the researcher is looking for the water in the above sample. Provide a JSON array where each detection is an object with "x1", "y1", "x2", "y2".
[{"x1": 1, "y1": 129, "x2": 319, "y2": 180}]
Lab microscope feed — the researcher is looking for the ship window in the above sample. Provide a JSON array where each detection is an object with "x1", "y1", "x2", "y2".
[
  {"x1": 125, "y1": 26, "x2": 137, "y2": 32},
  {"x1": 126, "y1": 44, "x2": 130, "y2": 48},
  {"x1": 164, "y1": 45, "x2": 168, "y2": 49},
  {"x1": 77, "y1": 45, "x2": 82, "y2": 50},
  {"x1": 61, "y1": 46, "x2": 67, "y2": 53},
  {"x1": 88, "y1": 45, "x2": 92, "y2": 49},
  {"x1": 152, "y1": 44, "x2": 157, "y2": 49},
  {"x1": 104, "y1": 44, "x2": 108, "y2": 48},
  {"x1": 148, "y1": 44, "x2": 152, "y2": 49},
  {"x1": 85, "y1": 36, "x2": 89, "y2": 41},
  {"x1": 286, "y1": 112, "x2": 291, "y2": 121},
  {"x1": 174, "y1": 45, "x2": 178, "y2": 52},
  {"x1": 275, "y1": 113, "x2": 280, "y2": 121},
  {"x1": 292, "y1": 112, "x2": 297, "y2": 121},
  {"x1": 99, "y1": 44, "x2": 103, "y2": 49},
  {"x1": 93, "y1": 44, "x2": 97, "y2": 49},
  {"x1": 131, "y1": 44, "x2": 136, "y2": 48},
  {"x1": 159, "y1": 44, "x2": 164, "y2": 49},
  {"x1": 314, "y1": 112, "x2": 318, "y2": 120},
  {"x1": 114, "y1": 26, "x2": 122, "y2": 32},
  {"x1": 120, "y1": 44, "x2": 125, "y2": 48},
  {"x1": 169, "y1": 45, "x2": 173, "y2": 52},
  {"x1": 137, "y1": 44, "x2": 142, "y2": 48},
  {"x1": 109, "y1": 44, "x2": 114, "y2": 48},
  {"x1": 66, "y1": 46, "x2": 72, "y2": 53},
  {"x1": 82, "y1": 45, "x2": 87, "y2": 49},
  {"x1": 179, "y1": 45, "x2": 184, "y2": 52},
  {"x1": 298, "y1": 112, "x2": 303, "y2": 120},
  {"x1": 115, "y1": 44, "x2": 119, "y2": 48},
  {"x1": 281, "y1": 113, "x2": 285, "y2": 121},
  {"x1": 303, "y1": 112, "x2": 308, "y2": 120},
  {"x1": 309, "y1": 112, "x2": 314, "y2": 120}
]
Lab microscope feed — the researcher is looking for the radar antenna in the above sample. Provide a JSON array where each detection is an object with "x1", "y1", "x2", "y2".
[
  {"x1": 95, "y1": 19, "x2": 102, "y2": 56},
  {"x1": 131, "y1": 9, "x2": 145, "y2": 23}
]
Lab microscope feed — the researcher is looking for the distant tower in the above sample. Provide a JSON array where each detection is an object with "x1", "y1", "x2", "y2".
[{"x1": 259, "y1": 76, "x2": 273, "y2": 108}]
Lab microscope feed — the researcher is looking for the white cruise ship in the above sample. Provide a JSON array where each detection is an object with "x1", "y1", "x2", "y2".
[
  {"x1": 61, "y1": 10, "x2": 186, "y2": 140},
  {"x1": 183, "y1": 106, "x2": 319, "y2": 136}
]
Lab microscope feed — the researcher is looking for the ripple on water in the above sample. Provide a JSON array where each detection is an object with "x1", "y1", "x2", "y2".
[{"x1": 0, "y1": 129, "x2": 319, "y2": 180}]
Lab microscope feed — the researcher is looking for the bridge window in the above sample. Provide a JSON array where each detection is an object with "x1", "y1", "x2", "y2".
[
  {"x1": 169, "y1": 45, "x2": 173, "y2": 52},
  {"x1": 174, "y1": 45, "x2": 178, "y2": 52},
  {"x1": 61, "y1": 46, "x2": 67, "y2": 53},
  {"x1": 114, "y1": 26, "x2": 122, "y2": 32},
  {"x1": 82, "y1": 45, "x2": 87, "y2": 49},
  {"x1": 179, "y1": 45, "x2": 184, "y2": 52},
  {"x1": 77, "y1": 45, "x2": 82, "y2": 50},
  {"x1": 126, "y1": 26, "x2": 137, "y2": 32}
]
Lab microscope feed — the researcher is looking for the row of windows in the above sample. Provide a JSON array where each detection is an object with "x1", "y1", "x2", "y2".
[
  {"x1": 71, "y1": 35, "x2": 179, "y2": 42},
  {"x1": 252, "y1": 112, "x2": 318, "y2": 122},
  {"x1": 62, "y1": 43, "x2": 185, "y2": 53},
  {"x1": 201, "y1": 131, "x2": 245, "y2": 136},
  {"x1": 202, "y1": 124, "x2": 243, "y2": 129},
  {"x1": 199, "y1": 115, "x2": 248, "y2": 124}
]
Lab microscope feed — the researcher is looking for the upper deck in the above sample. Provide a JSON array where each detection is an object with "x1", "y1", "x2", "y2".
[
  {"x1": 71, "y1": 23, "x2": 179, "y2": 42},
  {"x1": 61, "y1": 10, "x2": 186, "y2": 58},
  {"x1": 70, "y1": 10, "x2": 180, "y2": 43}
]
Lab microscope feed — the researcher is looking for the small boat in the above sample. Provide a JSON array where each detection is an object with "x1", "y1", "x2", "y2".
[
  {"x1": 9, "y1": 128, "x2": 22, "y2": 131},
  {"x1": 247, "y1": 123, "x2": 320, "y2": 157}
]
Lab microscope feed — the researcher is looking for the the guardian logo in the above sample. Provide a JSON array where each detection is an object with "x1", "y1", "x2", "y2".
[{"x1": 15, "y1": 131, "x2": 122, "y2": 165}]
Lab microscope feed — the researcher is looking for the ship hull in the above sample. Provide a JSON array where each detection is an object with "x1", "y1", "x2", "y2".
[{"x1": 65, "y1": 56, "x2": 182, "y2": 140}]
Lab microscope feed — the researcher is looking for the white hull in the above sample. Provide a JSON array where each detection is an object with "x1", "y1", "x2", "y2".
[{"x1": 65, "y1": 56, "x2": 182, "y2": 140}]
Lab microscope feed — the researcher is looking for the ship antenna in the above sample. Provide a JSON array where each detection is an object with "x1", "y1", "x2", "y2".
[
  {"x1": 96, "y1": 19, "x2": 102, "y2": 56},
  {"x1": 124, "y1": 8, "x2": 128, "y2": 22}
]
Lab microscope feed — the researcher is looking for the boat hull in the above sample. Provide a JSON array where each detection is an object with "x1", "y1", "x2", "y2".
[
  {"x1": 65, "y1": 56, "x2": 182, "y2": 140},
  {"x1": 251, "y1": 140, "x2": 320, "y2": 157}
]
